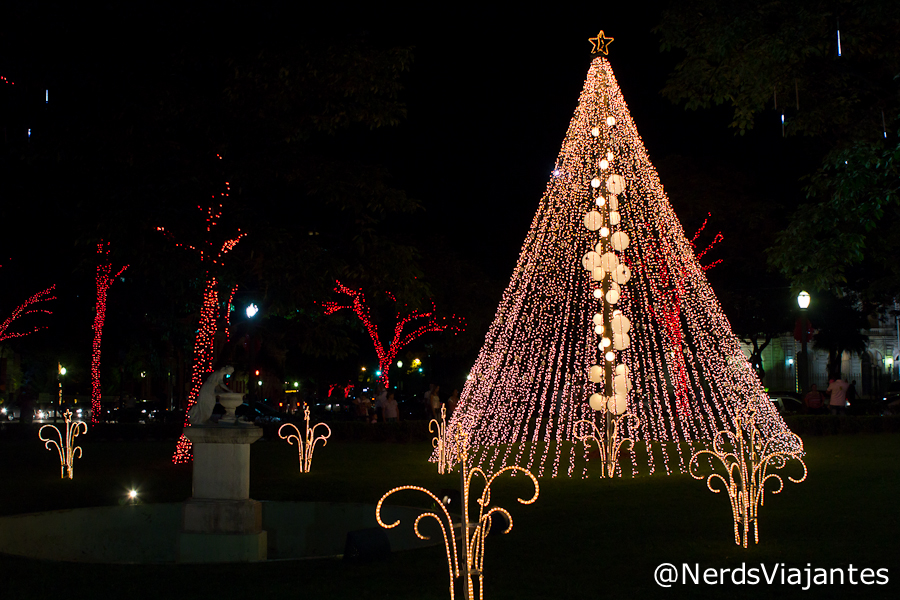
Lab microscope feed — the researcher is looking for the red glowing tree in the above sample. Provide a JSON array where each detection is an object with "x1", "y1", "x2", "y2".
[
  {"x1": 91, "y1": 242, "x2": 129, "y2": 424},
  {"x1": 160, "y1": 183, "x2": 246, "y2": 463},
  {"x1": 690, "y1": 213, "x2": 723, "y2": 271},
  {"x1": 322, "y1": 281, "x2": 465, "y2": 389},
  {"x1": 0, "y1": 274, "x2": 55, "y2": 342}
]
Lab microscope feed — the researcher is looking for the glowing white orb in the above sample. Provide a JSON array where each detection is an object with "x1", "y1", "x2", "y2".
[
  {"x1": 589, "y1": 393, "x2": 606, "y2": 411},
  {"x1": 612, "y1": 264, "x2": 631, "y2": 284},
  {"x1": 591, "y1": 266, "x2": 605, "y2": 281},
  {"x1": 609, "y1": 211, "x2": 620, "y2": 226},
  {"x1": 600, "y1": 227, "x2": 610, "y2": 237},
  {"x1": 589, "y1": 365, "x2": 604, "y2": 383},
  {"x1": 605, "y1": 351, "x2": 615, "y2": 362},
  {"x1": 600, "y1": 252, "x2": 619, "y2": 272},
  {"x1": 246, "y1": 304, "x2": 259, "y2": 318},
  {"x1": 582, "y1": 251, "x2": 602, "y2": 270},
  {"x1": 591, "y1": 126, "x2": 600, "y2": 137},
  {"x1": 607, "y1": 152, "x2": 614, "y2": 161},
  {"x1": 606, "y1": 116, "x2": 616, "y2": 126},
  {"x1": 583, "y1": 211, "x2": 604, "y2": 231},
  {"x1": 593, "y1": 289, "x2": 602, "y2": 299},
  {"x1": 605, "y1": 288, "x2": 620, "y2": 304},
  {"x1": 606, "y1": 174, "x2": 626, "y2": 195},
  {"x1": 591, "y1": 178, "x2": 601, "y2": 189},
  {"x1": 615, "y1": 363, "x2": 629, "y2": 376},
  {"x1": 611, "y1": 313, "x2": 631, "y2": 334},
  {"x1": 592, "y1": 313, "x2": 603, "y2": 326},
  {"x1": 599, "y1": 159, "x2": 609, "y2": 170},
  {"x1": 613, "y1": 332, "x2": 631, "y2": 350},
  {"x1": 595, "y1": 196, "x2": 606, "y2": 207},
  {"x1": 594, "y1": 325, "x2": 603, "y2": 335},
  {"x1": 608, "y1": 195, "x2": 619, "y2": 210},
  {"x1": 611, "y1": 231, "x2": 630, "y2": 251}
]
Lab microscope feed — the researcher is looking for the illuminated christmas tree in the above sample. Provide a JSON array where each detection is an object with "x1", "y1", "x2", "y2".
[{"x1": 448, "y1": 34, "x2": 795, "y2": 478}]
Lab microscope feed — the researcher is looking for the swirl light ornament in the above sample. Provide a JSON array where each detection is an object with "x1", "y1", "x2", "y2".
[
  {"x1": 278, "y1": 403, "x2": 331, "y2": 473},
  {"x1": 573, "y1": 410, "x2": 640, "y2": 478},
  {"x1": 689, "y1": 402, "x2": 807, "y2": 547},
  {"x1": 446, "y1": 51, "x2": 796, "y2": 479},
  {"x1": 39, "y1": 409, "x2": 87, "y2": 479},
  {"x1": 377, "y1": 434, "x2": 539, "y2": 600},
  {"x1": 430, "y1": 404, "x2": 450, "y2": 474}
]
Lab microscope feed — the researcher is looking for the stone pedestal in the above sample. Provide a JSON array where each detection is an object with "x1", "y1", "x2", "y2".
[{"x1": 177, "y1": 424, "x2": 267, "y2": 563}]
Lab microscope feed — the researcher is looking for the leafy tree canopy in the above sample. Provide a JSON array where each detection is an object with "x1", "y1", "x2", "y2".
[{"x1": 656, "y1": 0, "x2": 900, "y2": 299}]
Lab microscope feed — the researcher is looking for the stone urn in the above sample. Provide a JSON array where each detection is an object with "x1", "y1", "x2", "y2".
[{"x1": 217, "y1": 392, "x2": 245, "y2": 424}]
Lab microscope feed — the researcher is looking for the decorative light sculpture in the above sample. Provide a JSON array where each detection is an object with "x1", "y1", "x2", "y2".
[
  {"x1": 39, "y1": 409, "x2": 87, "y2": 479},
  {"x1": 322, "y1": 281, "x2": 464, "y2": 388},
  {"x1": 377, "y1": 433, "x2": 539, "y2": 600},
  {"x1": 91, "y1": 242, "x2": 128, "y2": 424},
  {"x1": 446, "y1": 41, "x2": 797, "y2": 479},
  {"x1": 429, "y1": 404, "x2": 450, "y2": 474},
  {"x1": 689, "y1": 402, "x2": 807, "y2": 547},
  {"x1": 160, "y1": 181, "x2": 246, "y2": 463},
  {"x1": 277, "y1": 403, "x2": 331, "y2": 473},
  {"x1": 573, "y1": 408, "x2": 640, "y2": 478}
]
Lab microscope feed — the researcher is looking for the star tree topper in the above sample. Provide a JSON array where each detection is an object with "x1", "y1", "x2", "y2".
[{"x1": 589, "y1": 30, "x2": 614, "y2": 55}]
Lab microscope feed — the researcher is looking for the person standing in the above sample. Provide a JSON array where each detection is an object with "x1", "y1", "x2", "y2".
[
  {"x1": 430, "y1": 385, "x2": 441, "y2": 419},
  {"x1": 383, "y1": 392, "x2": 400, "y2": 422},
  {"x1": 422, "y1": 383, "x2": 435, "y2": 418},
  {"x1": 826, "y1": 376, "x2": 849, "y2": 415},
  {"x1": 803, "y1": 384, "x2": 826, "y2": 414},
  {"x1": 846, "y1": 380, "x2": 858, "y2": 405},
  {"x1": 447, "y1": 389, "x2": 460, "y2": 419},
  {"x1": 374, "y1": 385, "x2": 387, "y2": 422}
]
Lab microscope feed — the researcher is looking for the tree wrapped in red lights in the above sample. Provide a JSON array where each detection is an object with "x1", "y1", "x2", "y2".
[
  {"x1": 160, "y1": 191, "x2": 245, "y2": 463},
  {"x1": 323, "y1": 281, "x2": 464, "y2": 388},
  {"x1": 448, "y1": 53, "x2": 796, "y2": 478},
  {"x1": 90, "y1": 243, "x2": 128, "y2": 424},
  {"x1": 0, "y1": 278, "x2": 55, "y2": 342}
]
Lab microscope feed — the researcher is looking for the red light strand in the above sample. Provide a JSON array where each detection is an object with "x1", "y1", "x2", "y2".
[
  {"x1": 166, "y1": 178, "x2": 245, "y2": 463},
  {"x1": 90, "y1": 242, "x2": 128, "y2": 425},
  {"x1": 323, "y1": 281, "x2": 465, "y2": 388}
]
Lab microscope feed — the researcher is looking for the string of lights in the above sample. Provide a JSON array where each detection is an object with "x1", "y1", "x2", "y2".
[
  {"x1": 0, "y1": 270, "x2": 55, "y2": 343},
  {"x1": 322, "y1": 281, "x2": 465, "y2": 388},
  {"x1": 446, "y1": 55, "x2": 796, "y2": 478},
  {"x1": 91, "y1": 242, "x2": 128, "y2": 425},
  {"x1": 164, "y1": 180, "x2": 245, "y2": 463}
]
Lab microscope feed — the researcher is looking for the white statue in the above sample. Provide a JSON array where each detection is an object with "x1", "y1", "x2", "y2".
[{"x1": 187, "y1": 366, "x2": 235, "y2": 425}]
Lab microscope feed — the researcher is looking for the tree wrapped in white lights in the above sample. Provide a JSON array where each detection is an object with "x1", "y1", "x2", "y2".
[{"x1": 447, "y1": 45, "x2": 798, "y2": 478}]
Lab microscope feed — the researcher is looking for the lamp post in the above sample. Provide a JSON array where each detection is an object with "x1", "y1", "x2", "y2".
[
  {"x1": 56, "y1": 364, "x2": 67, "y2": 424},
  {"x1": 797, "y1": 291, "x2": 810, "y2": 394},
  {"x1": 245, "y1": 303, "x2": 259, "y2": 398}
]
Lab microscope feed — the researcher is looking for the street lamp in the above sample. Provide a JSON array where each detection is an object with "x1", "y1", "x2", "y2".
[
  {"x1": 245, "y1": 303, "x2": 259, "y2": 318},
  {"x1": 797, "y1": 291, "x2": 810, "y2": 394},
  {"x1": 56, "y1": 363, "x2": 67, "y2": 424}
]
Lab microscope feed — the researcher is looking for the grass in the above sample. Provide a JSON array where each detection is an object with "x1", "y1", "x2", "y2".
[{"x1": 1, "y1": 430, "x2": 898, "y2": 599}]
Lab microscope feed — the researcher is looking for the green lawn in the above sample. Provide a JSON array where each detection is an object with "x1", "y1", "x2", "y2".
[{"x1": 0, "y1": 430, "x2": 898, "y2": 599}]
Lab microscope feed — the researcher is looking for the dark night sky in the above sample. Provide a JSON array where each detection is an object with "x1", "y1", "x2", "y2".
[{"x1": 0, "y1": 2, "x2": 816, "y2": 368}]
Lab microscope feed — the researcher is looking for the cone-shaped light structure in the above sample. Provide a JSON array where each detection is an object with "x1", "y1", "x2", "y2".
[{"x1": 448, "y1": 56, "x2": 795, "y2": 478}]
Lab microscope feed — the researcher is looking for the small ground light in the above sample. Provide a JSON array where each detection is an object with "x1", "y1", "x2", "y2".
[{"x1": 129, "y1": 490, "x2": 137, "y2": 499}]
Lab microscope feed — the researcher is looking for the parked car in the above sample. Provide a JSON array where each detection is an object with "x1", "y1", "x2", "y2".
[{"x1": 768, "y1": 392, "x2": 803, "y2": 415}]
